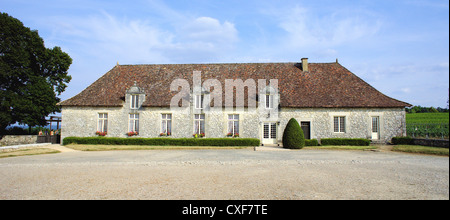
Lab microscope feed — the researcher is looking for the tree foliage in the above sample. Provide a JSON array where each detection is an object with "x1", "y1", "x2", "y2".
[
  {"x1": 406, "y1": 105, "x2": 449, "y2": 113},
  {"x1": 0, "y1": 13, "x2": 72, "y2": 132}
]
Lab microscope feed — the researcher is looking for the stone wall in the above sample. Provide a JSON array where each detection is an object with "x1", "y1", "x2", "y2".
[
  {"x1": 413, "y1": 138, "x2": 449, "y2": 148},
  {"x1": 279, "y1": 108, "x2": 406, "y2": 143},
  {"x1": 61, "y1": 106, "x2": 406, "y2": 144},
  {"x1": 0, "y1": 135, "x2": 38, "y2": 146}
]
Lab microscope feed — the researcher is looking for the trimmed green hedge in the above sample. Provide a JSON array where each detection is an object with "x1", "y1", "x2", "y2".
[
  {"x1": 391, "y1": 136, "x2": 414, "y2": 145},
  {"x1": 320, "y1": 138, "x2": 370, "y2": 146},
  {"x1": 305, "y1": 139, "x2": 319, "y2": 146},
  {"x1": 63, "y1": 137, "x2": 260, "y2": 147}
]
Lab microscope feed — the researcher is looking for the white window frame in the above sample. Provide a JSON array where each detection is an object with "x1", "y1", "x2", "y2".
[
  {"x1": 334, "y1": 116, "x2": 346, "y2": 133},
  {"x1": 130, "y1": 94, "x2": 139, "y2": 109},
  {"x1": 227, "y1": 114, "x2": 240, "y2": 135},
  {"x1": 195, "y1": 95, "x2": 204, "y2": 109},
  {"x1": 265, "y1": 94, "x2": 274, "y2": 109},
  {"x1": 97, "y1": 113, "x2": 108, "y2": 132},
  {"x1": 129, "y1": 113, "x2": 139, "y2": 133},
  {"x1": 161, "y1": 114, "x2": 172, "y2": 135},
  {"x1": 194, "y1": 114, "x2": 205, "y2": 135}
]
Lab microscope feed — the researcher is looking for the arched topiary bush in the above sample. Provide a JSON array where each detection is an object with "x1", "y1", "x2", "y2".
[{"x1": 282, "y1": 118, "x2": 305, "y2": 149}]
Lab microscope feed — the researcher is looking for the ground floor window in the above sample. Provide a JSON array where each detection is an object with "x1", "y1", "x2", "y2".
[
  {"x1": 194, "y1": 114, "x2": 205, "y2": 135},
  {"x1": 98, "y1": 113, "x2": 108, "y2": 133},
  {"x1": 129, "y1": 114, "x2": 139, "y2": 133},
  {"x1": 227, "y1": 114, "x2": 239, "y2": 137},
  {"x1": 263, "y1": 123, "x2": 277, "y2": 139},
  {"x1": 334, "y1": 116, "x2": 346, "y2": 133},
  {"x1": 161, "y1": 114, "x2": 172, "y2": 136}
]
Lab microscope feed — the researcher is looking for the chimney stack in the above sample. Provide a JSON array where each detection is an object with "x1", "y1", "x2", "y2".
[{"x1": 301, "y1": 58, "x2": 309, "y2": 72}]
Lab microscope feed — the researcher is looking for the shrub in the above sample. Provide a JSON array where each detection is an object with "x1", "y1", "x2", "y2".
[
  {"x1": 320, "y1": 138, "x2": 370, "y2": 146},
  {"x1": 282, "y1": 118, "x2": 305, "y2": 149},
  {"x1": 391, "y1": 136, "x2": 414, "y2": 145},
  {"x1": 63, "y1": 137, "x2": 260, "y2": 147},
  {"x1": 305, "y1": 139, "x2": 319, "y2": 146}
]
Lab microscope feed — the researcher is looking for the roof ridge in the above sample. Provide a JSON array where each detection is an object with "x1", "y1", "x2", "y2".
[{"x1": 115, "y1": 61, "x2": 339, "y2": 66}]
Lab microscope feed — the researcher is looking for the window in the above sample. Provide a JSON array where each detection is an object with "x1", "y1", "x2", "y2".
[
  {"x1": 131, "y1": 95, "x2": 139, "y2": 109},
  {"x1": 129, "y1": 114, "x2": 139, "y2": 133},
  {"x1": 263, "y1": 123, "x2": 277, "y2": 139},
  {"x1": 195, "y1": 95, "x2": 204, "y2": 109},
  {"x1": 228, "y1": 114, "x2": 239, "y2": 136},
  {"x1": 265, "y1": 94, "x2": 274, "y2": 109},
  {"x1": 372, "y1": 117, "x2": 379, "y2": 133},
  {"x1": 334, "y1": 116, "x2": 346, "y2": 133},
  {"x1": 98, "y1": 113, "x2": 108, "y2": 132},
  {"x1": 194, "y1": 114, "x2": 205, "y2": 135},
  {"x1": 161, "y1": 114, "x2": 172, "y2": 135}
]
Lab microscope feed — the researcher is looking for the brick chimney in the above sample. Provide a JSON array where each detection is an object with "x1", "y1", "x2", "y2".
[{"x1": 301, "y1": 58, "x2": 309, "y2": 72}]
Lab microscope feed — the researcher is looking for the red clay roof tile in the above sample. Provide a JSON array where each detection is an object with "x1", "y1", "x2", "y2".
[{"x1": 58, "y1": 62, "x2": 412, "y2": 108}]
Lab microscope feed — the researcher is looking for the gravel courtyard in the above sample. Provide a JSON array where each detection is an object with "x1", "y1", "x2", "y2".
[{"x1": 0, "y1": 146, "x2": 448, "y2": 200}]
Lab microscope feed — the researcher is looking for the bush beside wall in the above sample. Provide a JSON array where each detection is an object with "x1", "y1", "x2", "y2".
[
  {"x1": 305, "y1": 139, "x2": 319, "y2": 146},
  {"x1": 63, "y1": 137, "x2": 260, "y2": 147},
  {"x1": 391, "y1": 136, "x2": 449, "y2": 148},
  {"x1": 391, "y1": 136, "x2": 414, "y2": 145},
  {"x1": 320, "y1": 138, "x2": 370, "y2": 146},
  {"x1": 282, "y1": 118, "x2": 305, "y2": 149}
]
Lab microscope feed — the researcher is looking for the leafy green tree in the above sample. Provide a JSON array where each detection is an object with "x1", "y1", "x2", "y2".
[
  {"x1": 0, "y1": 13, "x2": 72, "y2": 132},
  {"x1": 282, "y1": 118, "x2": 305, "y2": 149}
]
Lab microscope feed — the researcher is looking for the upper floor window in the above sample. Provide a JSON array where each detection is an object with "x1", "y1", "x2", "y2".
[
  {"x1": 265, "y1": 94, "x2": 274, "y2": 109},
  {"x1": 131, "y1": 95, "x2": 139, "y2": 109},
  {"x1": 195, "y1": 95, "x2": 204, "y2": 109}
]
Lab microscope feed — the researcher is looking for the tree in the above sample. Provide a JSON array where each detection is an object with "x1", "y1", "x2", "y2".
[
  {"x1": 282, "y1": 118, "x2": 305, "y2": 149},
  {"x1": 0, "y1": 13, "x2": 72, "y2": 132}
]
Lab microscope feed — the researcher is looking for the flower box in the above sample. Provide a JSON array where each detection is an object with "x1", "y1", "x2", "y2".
[
  {"x1": 127, "y1": 131, "x2": 139, "y2": 137},
  {"x1": 226, "y1": 133, "x2": 239, "y2": 138},
  {"x1": 193, "y1": 133, "x2": 205, "y2": 138},
  {"x1": 96, "y1": 131, "x2": 107, "y2": 136}
]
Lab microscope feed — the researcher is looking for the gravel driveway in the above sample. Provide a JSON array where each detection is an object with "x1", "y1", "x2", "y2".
[{"x1": 0, "y1": 146, "x2": 448, "y2": 200}]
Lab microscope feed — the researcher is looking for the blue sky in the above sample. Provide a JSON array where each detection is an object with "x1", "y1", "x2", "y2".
[{"x1": 2, "y1": 0, "x2": 449, "y2": 108}]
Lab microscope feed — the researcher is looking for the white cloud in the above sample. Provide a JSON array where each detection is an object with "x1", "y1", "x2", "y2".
[
  {"x1": 180, "y1": 17, "x2": 238, "y2": 46},
  {"x1": 353, "y1": 61, "x2": 449, "y2": 107},
  {"x1": 276, "y1": 5, "x2": 382, "y2": 50},
  {"x1": 44, "y1": 11, "x2": 239, "y2": 64},
  {"x1": 40, "y1": 10, "x2": 240, "y2": 101}
]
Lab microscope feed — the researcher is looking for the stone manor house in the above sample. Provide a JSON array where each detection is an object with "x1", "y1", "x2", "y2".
[{"x1": 58, "y1": 58, "x2": 412, "y2": 144}]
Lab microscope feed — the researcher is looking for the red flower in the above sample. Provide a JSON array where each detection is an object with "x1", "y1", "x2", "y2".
[{"x1": 96, "y1": 131, "x2": 107, "y2": 136}]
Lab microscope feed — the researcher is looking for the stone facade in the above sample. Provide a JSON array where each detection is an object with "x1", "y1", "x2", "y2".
[{"x1": 61, "y1": 105, "x2": 406, "y2": 144}]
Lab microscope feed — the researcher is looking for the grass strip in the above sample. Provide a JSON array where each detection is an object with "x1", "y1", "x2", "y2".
[
  {"x1": 392, "y1": 145, "x2": 449, "y2": 156},
  {"x1": 0, "y1": 148, "x2": 60, "y2": 158}
]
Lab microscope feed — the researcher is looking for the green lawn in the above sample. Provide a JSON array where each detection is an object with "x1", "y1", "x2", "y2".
[
  {"x1": 0, "y1": 148, "x2": 60, "y2": 158},
  {"x1": 304, "y1": 145, "x2": 377, "y2": 151},
  {"x1": 392, "y1": 145, "x2": 449, "y2": 156},
  {"x1": 65, "y1": 144, "x2": 250, "y2": 151}
]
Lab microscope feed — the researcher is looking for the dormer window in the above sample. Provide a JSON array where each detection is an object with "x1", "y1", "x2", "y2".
[
  {"x1": 261, "y1": 85, "x2": 278, "y2": 110},
  {"x1": 195, "y1": 94, "x2": 204, "y2": 109},
  {"x1": 131, "y1": 94, "x2": 139, "y2": 109},
  {"x1": 265, "y1": 94, "x2": 274, "y2": 109},
  {"x1": 126, "y1": 81, "x2": 144, "y2": 110}
]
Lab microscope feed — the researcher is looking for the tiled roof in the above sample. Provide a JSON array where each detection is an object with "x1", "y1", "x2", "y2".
[{"x1": 58, "y1": 62, "x2": 411, "y2": 108}]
